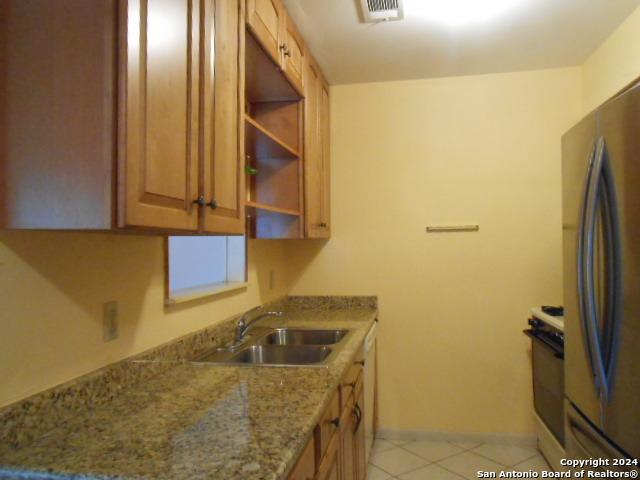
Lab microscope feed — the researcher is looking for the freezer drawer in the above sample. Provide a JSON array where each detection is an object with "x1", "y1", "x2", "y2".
[{"x1": 565, "y1": 401, "x2": 638, "y2": 472}]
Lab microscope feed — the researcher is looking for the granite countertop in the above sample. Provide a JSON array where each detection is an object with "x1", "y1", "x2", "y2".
[{"x1": 0, "y1": 298, "x2": 377, "y2": 480}]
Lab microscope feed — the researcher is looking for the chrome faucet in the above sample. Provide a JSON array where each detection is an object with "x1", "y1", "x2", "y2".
[{"x1": 234, "y1": 306, "x2": 283, "y2": 344}]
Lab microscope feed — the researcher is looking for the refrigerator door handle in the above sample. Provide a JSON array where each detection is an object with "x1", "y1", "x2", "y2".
[
  {"x1": 578, "y1": 137, "x2": 609, "y2": 403},
  {"x1": 599, "y1": 139, "x2": 623, "y2": 400}
]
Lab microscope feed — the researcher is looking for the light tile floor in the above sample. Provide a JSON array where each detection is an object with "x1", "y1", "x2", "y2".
[{"x1": 368, "y1": 436, "x2": 550, "y2": 480}]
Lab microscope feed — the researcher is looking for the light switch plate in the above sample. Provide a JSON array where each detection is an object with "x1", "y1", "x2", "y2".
[{"x1": 103, "y1": 301, "x2": 119, "y2": 342}]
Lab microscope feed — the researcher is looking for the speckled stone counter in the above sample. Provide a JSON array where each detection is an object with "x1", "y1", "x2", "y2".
[{"x1": 0, "y1": 296, "x2": 377, "y2": 480}]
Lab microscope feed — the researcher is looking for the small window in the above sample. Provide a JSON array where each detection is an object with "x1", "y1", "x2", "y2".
[{"x1": 166, "y1": 236, "x2": 247, "y2": 304}]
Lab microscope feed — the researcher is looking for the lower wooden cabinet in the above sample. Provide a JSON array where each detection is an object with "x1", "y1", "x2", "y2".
[
  {"x1": 339, "y1": 392, "x2": 357, "y2": 480},
  {"x1": 288, "y1": 356, "x2": 366, "y2": 480},
  {"x1": 289, "y1": 436, "x2": 316, "y2": 480},
  {"x1": 316, "y1": 431, "x2": 341, "y2": 480},
  {"x1": 353, "y1": 383, "x2": 367, "y2": 480}
]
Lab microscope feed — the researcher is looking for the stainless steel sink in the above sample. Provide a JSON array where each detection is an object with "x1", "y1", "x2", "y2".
[
  {"x1": 258, "y1": 328, "x2": 349, "y2": 346},
  {"x1": 229, "y1": 344, "x2": 332, "y2": 365},
  {"x1": 194, "y1": 344, "x2": 333, "y2": 366},
  {"x1": 191, "y1": 328, "x2": 352, "y2": 367}
]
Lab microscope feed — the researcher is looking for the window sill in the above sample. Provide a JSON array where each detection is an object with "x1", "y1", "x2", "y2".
[{"x1": 165, "y1": 282, "x2": 248, "y2": 306}]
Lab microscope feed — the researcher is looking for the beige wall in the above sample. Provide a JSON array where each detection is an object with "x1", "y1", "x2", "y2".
[
  {"x1": 582, "y1": 6, "x2": 640, "y2": 114},
  {"x1": 288, "y1": 68, "x2": 582, "y2": 435},
  {"x1": 0, "y1": 233, "x2": 291, "y2": 407}
]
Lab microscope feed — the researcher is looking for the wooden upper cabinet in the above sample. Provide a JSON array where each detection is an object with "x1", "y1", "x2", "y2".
[
  {"x1": 304, "y1": 55, "x2": 331, "y2": 238},
  {"x1": 201, "y1": 0, "x2": 245, "y2": 234},
  {"x1": 282, "y1": 13, "x2": 305, "y2": 94},
  {"x1": 320, "y1": 81, "x2": 331, "y2": 235},
  {"x1": 2, "y1": 0, "x2": 244, "y2": 234},
  {"x1": 246, "y1": 0, "x2": 285, "y2": 65},
  {"x1": 0, "y1": 0, "x2": 117, "y2": 229},
  {"x1": 120, "y1": 0, "x2": 200, "y2": 231},
  {"x1": 246, "y1": 0, "x2": 304, "y2": 95}
]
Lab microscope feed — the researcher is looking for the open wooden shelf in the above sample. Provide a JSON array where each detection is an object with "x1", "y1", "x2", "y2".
[
  {"x1": 246, "y1": 201, "x2": 301, "y2": 217},
  {"x1": 246, "y1": 32, "x2": 301, "y2": 103},
  {"x1": 245, "y1": 29, "x2": 304, "y2": 240},
  {"x1": 245, "y1": 114, "x2": 300, "y2": 159}
]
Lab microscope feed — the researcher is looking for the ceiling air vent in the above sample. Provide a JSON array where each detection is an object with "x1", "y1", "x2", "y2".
[{"x1": 359, "y1": 0, "x2": 404, "y2": 23}]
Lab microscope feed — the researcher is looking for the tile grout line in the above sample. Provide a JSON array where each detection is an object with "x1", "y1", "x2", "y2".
[
  {"x1": 368, "y1": 457, "x2": 433, "y2": 480},
  {"x1": 371, "y1": 438, "x2": 544, "y2": 479},
  {"x1": 430, "y1": 462, "x2": 469, "y2": 480},
  {"x1": 369, "y1": 443, "x2": 437, "y2": 479},
  {"x1": 508, "y1": 452, "x2": 550, "y2": 471},
  {"x1": 467, "y1": 448, "x2": 543, "y2": 470},
  {"x1": 395, "y1": 439, "x2": 488, "y2": 464},
  {"x1": 391, "y1": 460, "x2": 436, "y2": 478},
  {"x1": 372, "y1": 440, "x2": 485, "y2": 479}
]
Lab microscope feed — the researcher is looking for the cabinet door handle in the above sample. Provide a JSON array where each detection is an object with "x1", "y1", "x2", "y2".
[
  {"x1": 354, "y1": 360, "x2": 365, "y2": 366},
  {"x1": 193, "y1": 195, "x2": 205, "y2": 207},
  {"x1": 284, "y1": 49, "x2": 292, "y2": 57},
  {"x1": 330, "y1": 417, "x2": 340, "y2": 428},
  {"x1": 206, "y1": 199, "x2": 218, "y2": 210},
  {"x1": 353, "y1": 404, "x2": 362, "y2": 432},
  {"x1": 318, "y1": 222, "x2": 328, "y2": 228},
  {"x1": 279, "y1": 43, "x2": 287, "y2": 51}
]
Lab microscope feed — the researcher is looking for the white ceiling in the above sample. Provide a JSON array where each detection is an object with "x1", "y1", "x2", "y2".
[{"x1": 283, "y1": 0, "x2": 640, "y2": 84}]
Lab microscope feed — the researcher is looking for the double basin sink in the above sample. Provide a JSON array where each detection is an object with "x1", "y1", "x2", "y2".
[{"x1": 193, "y1": 328, "x2": 351, "y2": 367}]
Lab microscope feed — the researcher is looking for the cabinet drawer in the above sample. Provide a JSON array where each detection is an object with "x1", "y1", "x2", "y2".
[{"x1": 315, "y1": 389, "x2": 340, "y2": 466}]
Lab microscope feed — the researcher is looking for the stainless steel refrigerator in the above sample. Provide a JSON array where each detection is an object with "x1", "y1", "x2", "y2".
[{"x1": 562, "y1": 81, "x2": 640, "y2": 463}]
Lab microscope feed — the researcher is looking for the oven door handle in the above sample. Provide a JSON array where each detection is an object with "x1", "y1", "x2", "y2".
[{"x1": 524, "y1": 329, "x2": 564, "y2": 359}]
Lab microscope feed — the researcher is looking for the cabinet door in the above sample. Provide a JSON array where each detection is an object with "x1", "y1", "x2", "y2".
[
  {"x1": 353, "y1": 386, "x2": 367, "y2": 480},
  {"x1": 246, "y1": 0, "x2": 284, "y2": 65},
  {"x1": 317, "y1": 432, "x2": 341, "y2": 480},
  {"x1": 319, "y1": 80, "x2": 331, "y2": 236},
  {"x1": 304, "y1": 58, "x2": 324, "y2": 238},
  {"x1": 339, "y1": 395, "x2": 357, "y2": 480},
  {"x1": 282, "y1": 14, "x2": 305, "y2": 95},
  {"x1": 304, "y1": 56, "x2": 330, "y2": 239},
  {"x1": 289, "y1": 436, "x2": 315, "y2": 480},
  {"x1": 120, "y1": 0, "x2": 200, "y2": 231},
  {"x1": 201, "y1": 0, "x2": 245, "y2": 234},
  {"x1": 0, "y1": 0, "x2": 116, "y2": 229},
  {"x1": 315, "y1": 390, "x2": 341, "y2": 467}
]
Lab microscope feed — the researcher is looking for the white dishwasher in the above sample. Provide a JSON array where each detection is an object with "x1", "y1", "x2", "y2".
[{"x1": 363, "y1": 321, "x2": 377, "y2": 463}]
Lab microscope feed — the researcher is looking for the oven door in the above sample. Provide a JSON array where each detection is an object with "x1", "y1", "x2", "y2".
[{"x1": 525, "y1": 329, "x2": 565, "y2": 445}]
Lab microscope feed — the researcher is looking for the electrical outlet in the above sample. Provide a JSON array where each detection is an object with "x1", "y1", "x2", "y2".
[
  {"x1": 103, "y1": 301, "x2": 119, "y2": 342},
  {"x1": 269, "y1": 270, "x2": 276, "y2": 290}
]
